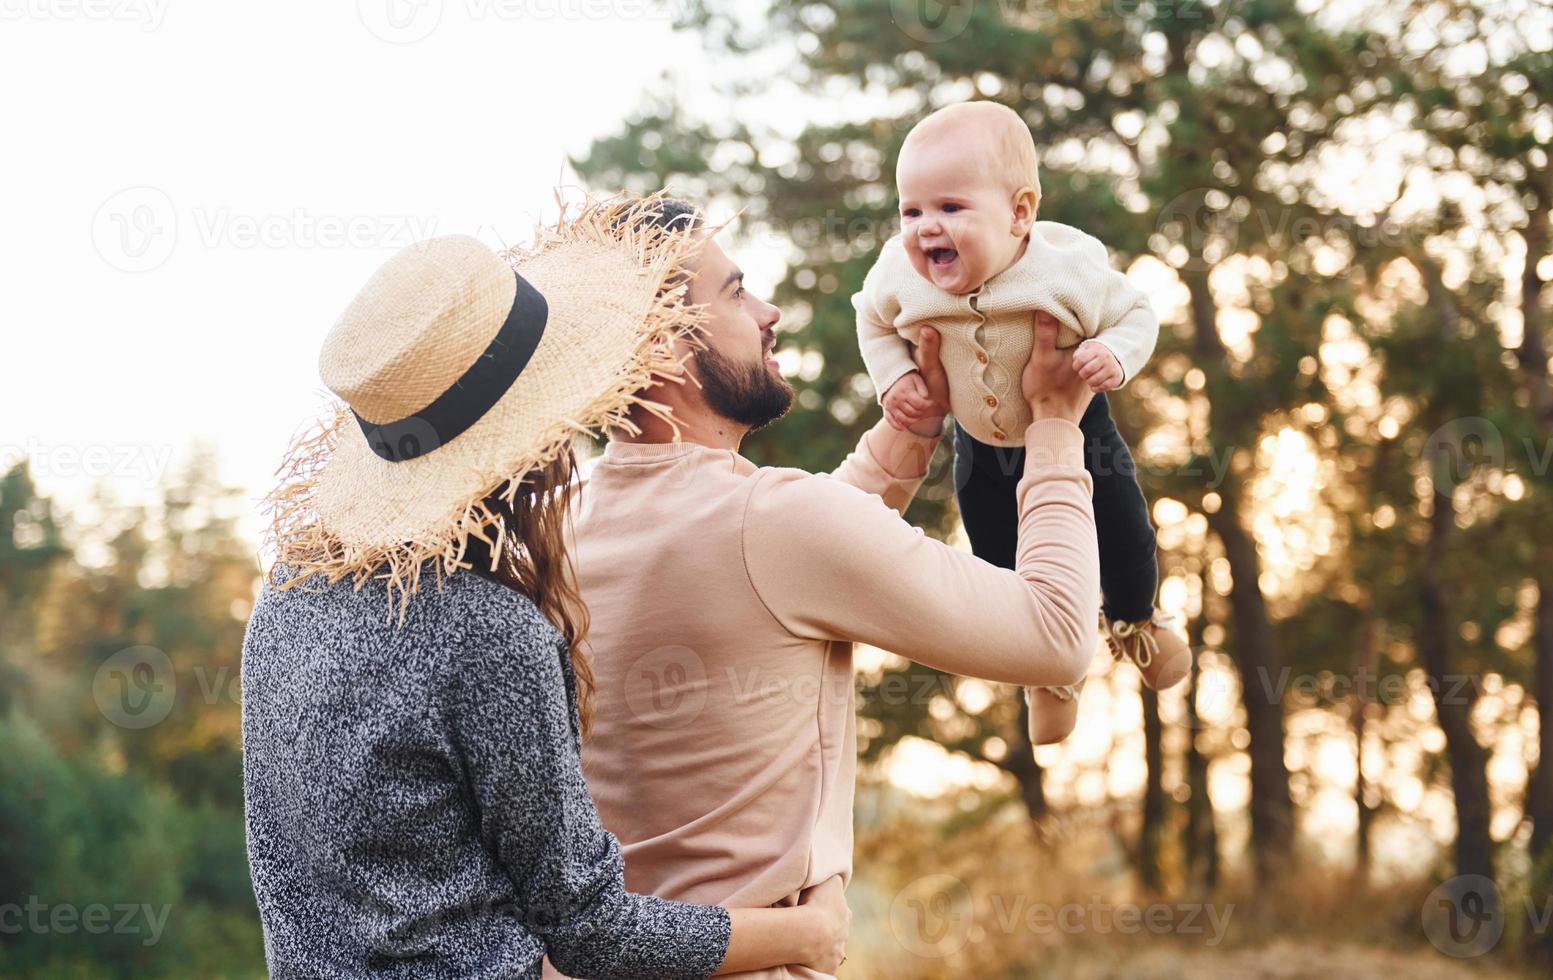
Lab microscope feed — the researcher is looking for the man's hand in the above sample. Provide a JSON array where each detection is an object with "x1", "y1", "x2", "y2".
[
  {"x1": 796, "y1": 875, "x2": 850, "y2": 974},
  {"x1": 903, "y1": 326, "x2": 952, "y2": 437},
  {"x1": 1073, "y1": 340, "x2": 1123, "y2": 392},
  {"x1": 1023, "y1": 311, "x2": 1095, "y2": 425}
]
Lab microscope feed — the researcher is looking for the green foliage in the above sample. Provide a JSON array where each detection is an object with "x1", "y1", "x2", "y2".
[
  {"x1": 0, "y1": 713, "x2": 262, "y2": 977},
  {"x1": 0, "y1": 461, "x2": 264, "y2": 976}
]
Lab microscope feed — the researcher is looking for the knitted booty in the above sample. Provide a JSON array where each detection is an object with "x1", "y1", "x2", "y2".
[
  {"x1": 1105, "y1": 609, "x2": 1191, "y2": 690},
  {"x1": 1024, "y1": 680, "x2": 1084, "y2": 746}
]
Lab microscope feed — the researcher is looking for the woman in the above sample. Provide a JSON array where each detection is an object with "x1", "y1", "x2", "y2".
[{"x1": 240, "y1": 197, "x2": 848, "y2": 978}]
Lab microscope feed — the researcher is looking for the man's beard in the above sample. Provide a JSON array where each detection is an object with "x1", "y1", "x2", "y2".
[{"x1": 694, "y1": 344, "x2": 794, "y2": 432}]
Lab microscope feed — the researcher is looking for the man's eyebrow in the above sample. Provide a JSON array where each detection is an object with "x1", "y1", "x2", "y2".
[{"x1": 722, "y1": 270, "x2": 745, "y2": 293}]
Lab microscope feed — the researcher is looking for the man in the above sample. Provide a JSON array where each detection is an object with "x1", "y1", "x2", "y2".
[{"x1": 562, "y1": 200, "x2": 1100, "y2": 978}]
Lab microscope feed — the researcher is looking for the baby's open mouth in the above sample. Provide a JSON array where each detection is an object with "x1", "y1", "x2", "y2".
[{"x1": 927, "y1": 247, "x2": 958, "y2": 267}]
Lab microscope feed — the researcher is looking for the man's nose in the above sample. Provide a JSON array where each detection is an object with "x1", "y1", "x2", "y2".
[{"x1": 757, "y1": 297, "x2": 780, "y2": 330}]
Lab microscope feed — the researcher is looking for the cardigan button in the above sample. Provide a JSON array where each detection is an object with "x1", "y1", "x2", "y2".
[
  {"x1": 976, "y1": 351, "x2": 989, "y2": 364},
  {"x1": 993, "y1": 431, "x2": 1006, "y2": 441},
  {"x1": 984, "y1": 395, "x2": 998, "y2": 408}
]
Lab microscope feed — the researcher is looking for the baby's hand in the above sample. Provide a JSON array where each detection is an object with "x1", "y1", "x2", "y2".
[
  {"x1": 882, "y1": 370, "x2": 932, "y2": 431},
  {"x1": 1073, "y1": 340, "x2": 1123, "y2": 392}
]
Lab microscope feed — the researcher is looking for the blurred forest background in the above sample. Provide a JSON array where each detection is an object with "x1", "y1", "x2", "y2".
[{"x1": 4, "y1": 0, "x2": 1552, "y2": 976}]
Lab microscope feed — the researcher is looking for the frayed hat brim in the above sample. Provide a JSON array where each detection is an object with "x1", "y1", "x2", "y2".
[{"x1": 261, "y1": 192, "x2": 709, "y2": 619}]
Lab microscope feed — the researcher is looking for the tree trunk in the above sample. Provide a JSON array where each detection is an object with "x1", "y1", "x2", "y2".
[
  {"x1": 1530, "y1": 579, "x2": 1553, "y2": 862},
  {"x1": 1355, "y1": 437, "x2": 1395, "y2": 881},
  {"x1": 1002, "y1": 694, "x2": 1048, "y2": 823},
  {"x1": 1516, "y1": 183, "x2": 1551, "y2": 432},
  {"x1": 1183, "y1": 266, "x2": 1295, "y2": 881},
  {"x1": 1140, "y1": 686, "x2": 1165, "y2": 893},
  {"x1": 1184, "y1": 568, "x2": 1220, "y2": 890},
  {"x1": 1352, "y1": 614, "x2": 1378, "y2": 882},
  {"x1": 1529, "y1": 574, "x2": 1553, "y2": 969},
  {"x1": 1517, "y1": 179, "x2": 1553, "y2": 965},
  {"x1": 1419, "y1": 457, "x2": 1495, "y2": 888},
  {"x1": 1206, "y1": 505, "x2": 1296, "y2": 878},
  {"x1": 1410, "y1": 254, "x2": 1497, "y2": 894}
]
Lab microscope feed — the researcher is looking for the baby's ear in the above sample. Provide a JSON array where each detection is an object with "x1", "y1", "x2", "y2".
[{"x1": 1011, "y1": 186, "x2": 1039, "y2": 234}]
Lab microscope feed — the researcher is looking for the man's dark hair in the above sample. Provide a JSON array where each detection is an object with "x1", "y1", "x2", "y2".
[
  {"x1": 615, "y1": 196, "x2": 704, "y2": 301},
  {"x1": 618, "y1": 196, "x2": 702, "y2": 235}
]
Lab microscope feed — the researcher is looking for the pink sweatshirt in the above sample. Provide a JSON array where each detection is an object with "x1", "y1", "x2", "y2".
[{"x1": 552, "y1": 417, "x2": 1099, "y2": 979}]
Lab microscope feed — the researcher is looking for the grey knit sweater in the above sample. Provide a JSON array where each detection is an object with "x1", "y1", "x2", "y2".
[{"x1": 240, "y1": 565, "x2": 731, "y2": 979}]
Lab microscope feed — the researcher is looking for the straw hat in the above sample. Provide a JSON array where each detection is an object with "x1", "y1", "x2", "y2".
[{"x1": 265, "y1": 194, "x2": 706, "y2": 606}]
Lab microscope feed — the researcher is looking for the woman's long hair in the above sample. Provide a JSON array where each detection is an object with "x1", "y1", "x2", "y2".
[
  {"x1": 463, "y1": 448, "x2": 594, "y2": 737},
  {"x1": 470, "y1": 199, "x2": 701, "y2": 738}
]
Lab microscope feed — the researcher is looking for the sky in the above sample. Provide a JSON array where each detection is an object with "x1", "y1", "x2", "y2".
[{"x1": 0, "y1": 0, "x2": 731, "y2": 518}]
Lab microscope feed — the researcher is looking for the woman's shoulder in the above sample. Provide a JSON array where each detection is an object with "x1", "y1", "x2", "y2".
[
  {"x1": 433, "y1": 573, "x2": 575, "y2": 722},
  {"x1": 438, "y1": 569, "x2": 561, "y2": 647},
  {"x1": 256, "y1": 562, "x2": 562, "y2": 658}
]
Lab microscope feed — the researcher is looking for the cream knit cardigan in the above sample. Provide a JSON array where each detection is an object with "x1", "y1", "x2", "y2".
[{"x1": 854, "y1": 221, "x2": 1159, "y2": 446}]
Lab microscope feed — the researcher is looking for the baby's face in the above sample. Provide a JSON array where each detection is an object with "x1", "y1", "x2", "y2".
[{"x1": 896, "y1": 140, "x2": 1030, "y2": 295}]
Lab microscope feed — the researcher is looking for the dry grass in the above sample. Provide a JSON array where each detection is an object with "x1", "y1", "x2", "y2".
[{"x1": 837, "y1": 787, "x2": 1538, "y2": 979}]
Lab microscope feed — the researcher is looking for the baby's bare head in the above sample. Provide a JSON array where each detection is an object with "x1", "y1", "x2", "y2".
[
  {"x1": 899, "y1": 102, "x2": 1041, "y2": 203},
  {"x1": 896, "y1": 103, "x2": 1042, "y2": 294}
]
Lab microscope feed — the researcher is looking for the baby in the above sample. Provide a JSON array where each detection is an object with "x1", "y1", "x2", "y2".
[{"x1": 853, "y1": 102, "x2": 1190, "y2": 744}]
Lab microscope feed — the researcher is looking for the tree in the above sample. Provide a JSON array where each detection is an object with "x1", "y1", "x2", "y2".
[
  {"x1": 0, "y1": 465, "x2": 67, "y2": 713},
  {"x1": 1397, "y1": 6, "x2": 1553, "y2": 958},
  {"x1": 33, "y1": 447, "x2": 256, "y2": 804},
  {"x1": 576, "y1": 0, "x2": 1419, "y2": 882},
  {"x1": 0, "y1": 451, "x2": 265, "y2": 973}
]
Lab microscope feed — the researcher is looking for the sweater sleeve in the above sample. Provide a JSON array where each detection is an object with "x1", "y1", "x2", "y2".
[
  {"x1": 828, "y1": 419, "x2": 943, "y2": 515},
  {"x1": 1049, "y1": 224, "x2": 1159, "y2": 386},
  {"x1": 743, "y1": 419, "x2": 1101, "y2": 684},
  {"x1": 447, "y1": 611, "x2": 731, "y2": 980},
  {"x1": 854, "y1": 246, "x2": 920, "y2": 404}
]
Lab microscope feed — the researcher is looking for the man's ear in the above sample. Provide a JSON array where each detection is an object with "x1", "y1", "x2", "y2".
[{"x1": 1010, "y1": 186, "x2": 1039, "y2": 236}]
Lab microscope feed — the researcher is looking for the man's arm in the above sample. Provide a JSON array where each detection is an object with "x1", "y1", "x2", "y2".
[
  {"x1": 743, "y1": 417, "x2": 1100, "y2": 686},
  {"x1": 827, "y1": 422, "x2": 941, "y2": 516}
]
